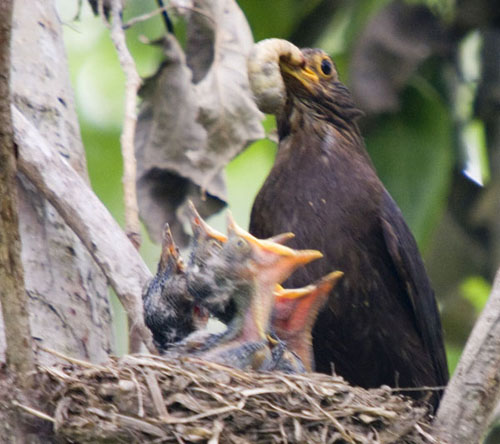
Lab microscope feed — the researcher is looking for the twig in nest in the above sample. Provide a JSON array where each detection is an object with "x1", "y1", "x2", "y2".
[
  {"x1": 145, "y1": 369, "x2": 169, "y2": 420},
  {"x1": 40, "y1": 346, "x2": 109, "y2": 371},
  {"x1": 126, "y1": 367, "x2": 145, "y2": 417},
  {"x1": 164, "y1": 402, "x2": 245, "y2": 425},
  {"x1": 276, "y1": 374, "x2": 355, "y2": 443},
  {"x1": 109, "y1": 0, "x2": 142, "y2": 251},
  {"x1": 415, "y1": 424, "x2": 438, "y2": 443},
  {"x1": 208, "y1": 420, "x2": 224, "y2": 444},
  {"x1": 12, "y1": 401, "x2": 56, "y2": 424}
]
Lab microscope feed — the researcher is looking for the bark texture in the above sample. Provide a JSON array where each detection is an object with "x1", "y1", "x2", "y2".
[
  {"x1": 13, "y1": 108, "x2": 155, "y2": 354},
  {"x1": 1, "y1": 0, "x2": 114, "y2": 364},
  {"x1": 435, "y1": 270, "x2": 500, "y2": 443},
  {"x1": 0, "y1": 0, "x2": 35, "y2": 380}
]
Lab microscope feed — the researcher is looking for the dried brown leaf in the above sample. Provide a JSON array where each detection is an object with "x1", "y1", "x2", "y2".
[{"x1": 135, "y1": 0, "x2": 264, "y2": 246}]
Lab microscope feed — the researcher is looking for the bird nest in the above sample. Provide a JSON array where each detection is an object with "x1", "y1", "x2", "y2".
[{"x1": 15, "y1": 351, "x2": 440, "y2": 443}]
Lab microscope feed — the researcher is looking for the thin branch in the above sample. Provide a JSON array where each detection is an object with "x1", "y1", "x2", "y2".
[
  {"x1": 156, "y1": 0, "x2": 174, "y2": 33},
  {"x1": 122, "y1": 4, "x2": 215, "y2": 30},
  {"x1": 109, "y1": 0, "x2": 145, "y2": 353},
  {"x1": 123, "y1": 5, "x2": 170, "y2": 30},
  {"x1": 12, "y1": 106, "x2": 156, "y2": 355},
  {"x1": 434, "y1": 269, "x2": 500, "y2": 443},
  {"x1": 0, "y1": 0, "x2": 35, "y2": 383},
  {"x1": 109, "y1": 0, "x2": 142, "y2": 251}
]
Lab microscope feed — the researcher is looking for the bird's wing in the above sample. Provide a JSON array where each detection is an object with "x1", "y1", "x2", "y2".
[{"x1": 379, "y1": 190, "x2": 449, "y2": 386}]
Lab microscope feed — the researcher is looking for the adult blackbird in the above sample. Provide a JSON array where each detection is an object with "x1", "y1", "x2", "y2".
[{"x1": 247, "y1": 39, "x2": 448, "y2": 407}]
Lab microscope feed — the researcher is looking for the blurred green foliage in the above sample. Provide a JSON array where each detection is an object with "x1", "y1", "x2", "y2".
[
  {"x1": 367, "y1": 85, "x2": 453, "y2": 249},
  {"x1": 58, "y1": 0, "x2": 491, "y2": 372},
  {"x1": 461, "y1": 276, "x2": 491, "y2": 314}
]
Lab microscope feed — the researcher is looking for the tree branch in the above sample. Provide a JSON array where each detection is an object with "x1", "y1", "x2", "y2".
[
  {"x1": 434, "y1": 269, "x2": 500, "y2": 443},
  {"x1": 12, "y1": 106, "x2": 156, "y2": 355},
  {"x1": 109, "y1": 0, "x2": 142, "y2": 252},
  {"x1": 0, "y1": 0, "x2": 35, "y2": 383}
]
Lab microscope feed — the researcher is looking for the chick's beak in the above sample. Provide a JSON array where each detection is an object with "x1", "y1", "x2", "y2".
[
  {"x1": 187, "y1": 200, "x2": 227, "y2": 243},
  {"x1": 227, "y1": 212, "x2": 322, "y2": 283},
  {"x1": 159, "y1": 223, "x2": 184, "y2": 273},
  {"x1": 274, "y1": 271, "x2": 344, "y2": 332},
  {"x1": 266, "y1": 232, "x2": 295, "y2": 244}
]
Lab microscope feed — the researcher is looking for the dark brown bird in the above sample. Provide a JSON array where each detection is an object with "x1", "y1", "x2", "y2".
[{"x1": 248, "y1": 39, "x2": 448, "y2": 408}]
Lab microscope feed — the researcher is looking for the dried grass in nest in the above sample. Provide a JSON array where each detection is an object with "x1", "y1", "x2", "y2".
[{"x1": 28, "y1": 351, "x2": 438, "y2": 443}]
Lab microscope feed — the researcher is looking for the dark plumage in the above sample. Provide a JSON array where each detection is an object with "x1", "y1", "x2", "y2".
[
  {"x1": 143, "y1": 224, "x2": 206, "y2": 353},
  {"x1": 248, "y1": 40, "x2": 448, "y2": 408},
  {"x1": 184, "y1": 201, "x2": 235, "y2": 323}
]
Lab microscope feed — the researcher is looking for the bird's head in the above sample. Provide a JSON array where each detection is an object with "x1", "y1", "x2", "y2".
[
  {"x1": 248, "y1": 39, "x2": 363, "y2": 131},
  {"x1": 273, "y1": 271, "x2": 344, "y2": 338},
  {"x1": 278, "y1": 48, "x2": 339, "y2": 100},
  {"x1": 225, "y1": 212, "x2": 323, "y2": 285},
  {"x1": 186, "y1": 200, "x2": 227, "y2": 268},
  {"x1": 223, "y1": 212, "x2": 323, "y2": 341},
  {"x1": 158, "y1": 223, "x2": 185, "y2": 275}
]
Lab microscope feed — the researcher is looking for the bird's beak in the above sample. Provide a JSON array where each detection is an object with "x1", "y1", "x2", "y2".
[
  {"x1": 159, "y1": 223, "x2": 184, "y2": 273},
  {"x1": 227, "y1": 211, "x2": 322, "y2": 281},
  {"x1": 272, "y1": 271, "x2": 343, "y2": 367},
  {"x1": 279, "y1": 55, "x2": 319, "y2": 93},
  {"x1": 317, "y1": 270, "x2": 344, "y2": 293},
  {"x1": 274, "y1": 285, "x2": 314, "y2": 300},
  {"x1": 186, "y1": 200, "x2": 227, "y2": 243},
  {"x1": 281, "y1": 270, "x2": 343, "y2": 301},
  {"x1": 266, "y1": 232, "x2": 295, "y2": 245},
  {"x1": 274, "y1": 271, "x2": 343, "y2": 320}
]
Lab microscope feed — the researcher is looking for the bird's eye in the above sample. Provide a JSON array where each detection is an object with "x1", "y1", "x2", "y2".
[
  {"x1": 236, "y1": 238, "x2": 248, "y2": 250},
  {"x1": 320, "y1": 58, "x2": 333, "y2": 76}
]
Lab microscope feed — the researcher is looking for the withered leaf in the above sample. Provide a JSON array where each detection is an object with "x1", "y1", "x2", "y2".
[{"x1": 135, "y1": 0, "x2": 264, "y2": 246}]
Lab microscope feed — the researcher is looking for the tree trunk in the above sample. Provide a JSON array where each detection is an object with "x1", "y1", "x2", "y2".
[
  {"x1": 0, "y1": 0, "x2": 35, "y2": 382},
  {"x1": 0, "y1": 0, "x2": 114, "y2": 365}
]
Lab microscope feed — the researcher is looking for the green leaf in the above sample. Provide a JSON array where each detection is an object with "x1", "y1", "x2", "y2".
[{"x1": 366, "y1": 85, "x2": 454, "y2": 249}]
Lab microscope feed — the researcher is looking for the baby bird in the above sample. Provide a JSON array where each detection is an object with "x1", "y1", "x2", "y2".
[
  {"x1": 143, "y1": 224, "x2": 207, "y2": 353},
  {"x1": 170, "y1": 214, "x2": 323, "y2": 371},
  {"x1": 184, "y1": 201, "x2": 234, "y2": 323},
  {"x1": 186, "y1": 205, "x2": 295, "y2": 326},
  {"x1": 271, "y1": 271, "x2": 344, "y2": 372}
]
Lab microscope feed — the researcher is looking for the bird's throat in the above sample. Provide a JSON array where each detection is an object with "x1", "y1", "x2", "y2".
[{"x1": 241, "y1": 280, "x2": 275, "y2": 342}]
